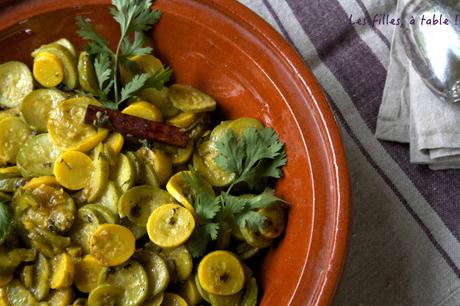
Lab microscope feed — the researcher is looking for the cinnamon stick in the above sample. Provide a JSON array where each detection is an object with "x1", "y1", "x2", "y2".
[{"x1": 85, "y1": 105, "x2": 189, "y2": 148}]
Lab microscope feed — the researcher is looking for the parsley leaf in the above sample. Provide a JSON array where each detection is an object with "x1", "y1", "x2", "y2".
[
  {"x1": 214, "y1": 127, "x2": 287, "y2": 190},
  {"x1": 76, "y1": 0, "x2": 168, "y2": 109},
  {"x1": 0, "y1": 202, "x2": 11, "y2": 244}
]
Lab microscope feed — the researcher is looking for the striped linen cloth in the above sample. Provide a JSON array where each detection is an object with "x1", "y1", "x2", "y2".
[{"x1": 238, "y1": 0, "x2": 460, "y2": 305}]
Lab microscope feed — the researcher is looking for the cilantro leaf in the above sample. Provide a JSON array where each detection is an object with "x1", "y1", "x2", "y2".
[
  {"x1": 246, "y1": 188, "x2": 285, "y2": 209},
  {"x1": 144, "y1": 67, "x2": 173, "y2": 89},
  {"x1": 223, "y1": 189, "x2": 284, "y2": 232},
  {"x1": 236, "y1": 210, "x2": 267, "y2": 232},
  {"x1": 181, "y1": 168, "x2": 204, "y2": 194},
  {"x1": 220, "y1": 192, "x2": 246, "y2": 217},
  {"x1": 120, "y1": 73, "x2": 149, "y2": 103},
  {"x1": 77, "y1": 0, "x2": 167, "y2": 109},
  {"x1": 129, "y1": 2, "x2": 161, "y2": 32},
  {"x1": 76, "y1": 16, "x2": 113, "y2": 56},
  {"x1": 0, "y1": 202, "x2": 11, "y2": 244},
  {"x1": 184, "y1": 127, "x2": 287, "y2": 257},
  {"x1": 206, "y1": 223, "x2": 219, "y2": 240},
  {"x1": 182, "y1": 170, "x2": 220, "y2": 221},
  {"x1": 195, "y1": 191, "x2": 220, "y2": 221},
  {"x1": 214, "y1": 127, "x2": 287, "y2": 190},
  {"x1": 187, "y1": 223, "x2": 219, "y2": 258},
  {"x1": 94, "y1": 53, "x2": 113, "y2": 93},
  {"x1": 214, "y1": 130, "x2": 245, "y2": 177},
  {"x1": 120, "y1": 32, "x2": 153, "y2": 58},
  {"x1": 111, "y1": 0, "x2": 161, "y2": 34}
]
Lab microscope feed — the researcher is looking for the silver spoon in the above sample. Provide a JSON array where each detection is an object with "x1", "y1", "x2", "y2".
[{"x1": 401, "y1": 0, "x2": 460, "y2": 102}]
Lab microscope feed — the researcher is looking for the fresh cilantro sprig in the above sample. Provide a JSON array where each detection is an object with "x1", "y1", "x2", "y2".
[
  {"x1": 0, "y1": 201, "x2": 11, "y2": 244},
  {"x1": 221, "y1": 189, "x2": 283, "y2": 232},
  {"x1": 76, "y1": 0, "x2": 170, "y2": 110},
  {"x1": 76, "y1": 17, "x2": 113, "y2": 56},
  {"x1": 187, "y1": 223, "x2": 219, "y2": 258},
  {"x1": 183, "y1": 170, "x2": 220, "y2": 257},
  {"x1": 185, "y1": 127, "x2": 287, "y2": 258},
  {"x1": 215, "y1": 127, "x2": 287, "y2": 191},
  {"x1": 186, "y1": 183, "x2": 284, "y2": 258}
]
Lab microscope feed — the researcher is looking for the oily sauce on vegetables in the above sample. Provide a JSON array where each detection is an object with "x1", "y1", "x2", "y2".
[{"x1": 0, "y1": 2, "x2": 288, "y2": 306}]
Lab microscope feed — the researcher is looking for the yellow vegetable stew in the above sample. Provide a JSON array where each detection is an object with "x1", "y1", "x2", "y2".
[{"x1": 0, "y1": 38, "x2": 286, "y2": 306}]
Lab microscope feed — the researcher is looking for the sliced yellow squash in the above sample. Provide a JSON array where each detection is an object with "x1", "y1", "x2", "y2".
[
  {"x1": 161, "y1": 293, "x2": 188, "y2": 306},
  {"x1": 84, "y1": 143, "x2": 109, "y2": 202},
  {"x1": 146, "y1": 204, "x2": 195, "y2": 248},
  {"x1": 166, "y1": 112, "x2": 197, "y2": 128},
  {"x1": 140, "y1": 88, "x2": 179, "y2": 118},
  {"x1": 118, "y1": 185, "x2": 173, "y2": 225},
  {"x1": 74, "y1": 255, "x2": 106, "y2": 293},
  {"x1": 49, "y1": 252, "x2": 74, "y2": 289},
  {"x1": 33, "y1": 51, "x2": 64, "y2": 88},
  {"x1": 97, "y1": 259, "x2": 148, "y2": 306},
  {"x1": 32, "y1": 43, "x2": 77, "y2": 89},
  {"x1": 53, "y1": 151, "x2": 93, "y2": 190},
  {"x1": 104, "y1": 133, "x2": 124, "y2": 155},
  {"x1": 89, "y1": 224, "x2": 135, "y2": 267},
  {"x1": 134, "y1": 250, "x2": 169, "y2": 299},
  {"x1": 122, "y1": 101, "x2": 163, "y2": 122},
  {"x1": 47, "y1": 97, "x2": 108, "y2": 152},
  {"x1": 54, "y1": 38, "x2": 77, "y2": 58},
  {"x1": 169, "y1": 84, "x2": 216, "y2": 113},
  {"x1": 78, "y1": 51, "x2": 99, "y2": 95},
  {"x1": 20, "y1": 89, "x2": 66, "y2": 132},
  {"x1": 17, "y1": 134, "x2": 60, "y2": 178},
  {"x1": 159, "y1": 245, "x2": 193, "y2": 283},
  {"x1": 87, "y1": 284, "x2": 120, "y2": 306},
  {"x1": 0, "y1": 61, "x2": 33, "y2": 108},
  {"x1": 0, "y1": 117, "x2": 31, "y2": 163},
  {"x1": 197, "y1": 250, "x2": 245, "y2": 296}
]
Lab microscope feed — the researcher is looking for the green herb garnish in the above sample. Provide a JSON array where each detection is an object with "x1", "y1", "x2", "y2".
[
  {"x1": 186, "y1": 127, "x2": 287, "y2": 258},
  {"x1": 0, "y1": 201, "x2": 11, "y2": 244},
  {"x1": 215, "y1": 127, "x2": 287, "y2": 191},
  {"x1": 76, "y1": 0, "x2": 171, "y2": 110}
]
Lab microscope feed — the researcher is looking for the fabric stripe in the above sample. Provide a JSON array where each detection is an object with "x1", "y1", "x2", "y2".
[
  {"x1": 262, "y1": 0, "x2": 295, "y2": 47},
  {"x1": 335, "y1": 118, "x2": 460, "y2": 305},
  {"x1": 283, "y1": 0, "x2": 460, "y2": 241},
  {"x1": 260, "y1": 0, "x2": 460, "y2": 272},
  {"x1": 354, "y1": 0, "x2": 391, "y2": 47},
  {"x1": 328, "y1": 94, "x2": 460, "y2": 277},
  {"x1": 285, "y1": 0, "x2": 386, "y2": 132},
  {"x1": 359, "y1": 0, "x2": 400, "y2": 42},
  {"x1": 239, "y1": 0, "x2": 283, "y2": 35},
  {"x1": 336, "y1": 0, "x2": 390, "y2": 69}
]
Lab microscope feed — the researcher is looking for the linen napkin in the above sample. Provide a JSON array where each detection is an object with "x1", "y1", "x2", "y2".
[{"x1": 375, "y1": 0, "x2": 460, "y2": 169}]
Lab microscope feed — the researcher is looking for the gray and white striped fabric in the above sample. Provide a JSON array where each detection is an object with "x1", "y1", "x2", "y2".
[{"x1": 238, "y1": 0, "x2": 460, "y2": 305}]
